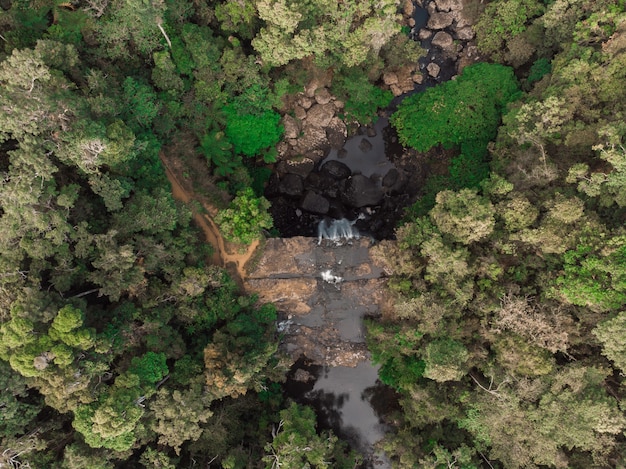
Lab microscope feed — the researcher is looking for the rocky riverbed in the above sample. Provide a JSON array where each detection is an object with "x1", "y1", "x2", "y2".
[{"x1": 266, "y1": 0, "x2": 483, "y2": 241}]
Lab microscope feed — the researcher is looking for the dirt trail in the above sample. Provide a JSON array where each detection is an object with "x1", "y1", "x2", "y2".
[{"x1": 160, "y1": 154, "x2": 259, "y2": 282}]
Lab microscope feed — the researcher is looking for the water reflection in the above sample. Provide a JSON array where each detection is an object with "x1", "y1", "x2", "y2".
[{"x1": 286, "y1": 359, "x2": 397, "y2": 468}]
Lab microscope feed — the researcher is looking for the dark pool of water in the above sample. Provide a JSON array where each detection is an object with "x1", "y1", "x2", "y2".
[{"x1": 285, "y1": 359, "x2": 400, "y2": 468}]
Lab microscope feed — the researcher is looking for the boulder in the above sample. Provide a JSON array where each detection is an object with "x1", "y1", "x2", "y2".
[
  {"x1": 300, "y1": 190, "x2": 330, "y2": 215},
  {"x1": 294, "y1": 105, "x2": 307, "y2": 120},
  {"x1": 282, "y1": 115, "x2": 301, "y2": 140},
  {"x1": 306, "y1": 103, "x2": 335, "y2": 128},
  {"x1": 413, "y1": 73, "x2": 424, "y2": 84},
  {"x1": 435, "y1": 0, "x2": 463, "y2": 11},
  {"x1": 293, "y1": 124, "x2": 329, "y2": 155},
  {"x1": 456, "y1": 26, "x2": 475, "y2": 41},
  {"x1": 279, "y1": 173, "x2": 304, "y2": 197},
  {"x1": 427, "y1": 11, "x2": 454, "y2": 29},
  {"x1": 278, "y1": 157, "x2": 315, "y2": 178},
  {"x1": 382, "y1": 168, "x2": 400, "y2": 188},
  {"x1": 403, "y1": 0, "x2": 415, "y2": 16},
  {"x1": 326, "y1": 117, "x2": 348, "y2": 149},
  {"x1": 383, "y1": 71, "x2": 399, "y2": 85},
  {"x1": 341, "y1": 175, "x2": 385, "y2": 208},
  {"x1": 359, "y1": 138, "x2": 373, "y2": 153},
  {"x1": 298, "y1": 95, "x2": 313, "y2": 109},
  {"x1": 432, "y1": 31, "x2": 454, "y2": 50},
  {"x1": 418, "y1": 28, "x2": 433, "y2": 40},
  {"x1": 321, "y1": 160, "x2": 352, "y2": 179},
  {"x1": 427, "y1": 62, "x2": 441, "y2": 78},
  {"x1": 314, "y1": 88, "x2": 332, "y2": 105}
]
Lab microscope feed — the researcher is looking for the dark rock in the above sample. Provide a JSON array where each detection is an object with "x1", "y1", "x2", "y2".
[
  {"x1": 382, "y1": 168, "x2": 399, "y2": 188},
  {"x1": 337, "y1": 148, "x2": 348, "y2": 159},
  {"x1": 278, "y1": 157, "x2": 315, "y2": 178},
  {"x1": 279, "y1": 173, "x2": 304, "y2": 197},
  {"x1": 321, "y1": 160, "x2": 352, "y2": 179},
  {"x1": 359, "y1": 138, "x2": 373, "y2": 153},
  {"x1": 300, "y1": 191, "x2": 330, "y2": 215},
  {"x1": 366, "y1": 127, "x2": 377, "y2": 138},
  {"x1": 265, "y1": 173, "x2": 281, "y2": 197},
  {"x1": 341, "y1": 175, "x2": 385, "y2": 208},
  {"x1": 326, "y1": 118, "x2": 348, "y2": 149}
]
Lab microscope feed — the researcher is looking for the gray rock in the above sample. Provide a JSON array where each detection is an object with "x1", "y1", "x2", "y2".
[
  {"x1": 418, "y1": 28, "x2": 433, "y2": 40},
  {"x1": 435, "y1": 0, "x2": 463, "y2": 12},
  {"x1": 427, "y1": 11, "x2": 454, "y2": 30},
  {"x1": 427, "y1": 62, "x2": 441, "y2": 78},
  {"x1": 326, "y1": 117, "x2": 347, "y2": 150},
  {"x1": 321, "y1": 160, "x2": 352, "y2": 179},
  {"x1": 314, "y1": 88, "x2": 332, "y2": 105},
  {"x1": 294, "y1": 124, "x2": 329, "y2": 154},
  {"x1": 294, "y1": 105, "x2": 307, "y2": 120},
  {"x1": 359, "y1": 138, "x2": 373, "y2": 153},
  {"x1": 282, "y1": 115, "x2": 301, "y2": 140},
  {"x1": 341, "y1": 175, "x2": 385, "y2": 208},
  {"x1": 306, "y1": 103, "x2": 335, "y2": 128},
  {"x1": 300, "y1": 191, "x2": 330, "y2": 215},
  {"x1": 432, "y1": 31, "x2": 455, "y2": 52},
  {"x1": 456, "y1": 26, "x2": 475, "y2": 41},
  {"x1": 278, "y1": 157, "x2": 315, "y2": 178},
  {"x1": 279, "y1": 173, "x2": 304, "y2": 197},
  {"x1": 382, "y1": 168, "x2": 399, "y2": 188}
]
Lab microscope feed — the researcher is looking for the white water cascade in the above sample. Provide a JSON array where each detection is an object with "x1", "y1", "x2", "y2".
[{"x1": 317, "y1": 216, "x2": 363, "y2": 244}]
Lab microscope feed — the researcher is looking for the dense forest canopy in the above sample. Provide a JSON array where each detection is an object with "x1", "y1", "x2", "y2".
[{"x1": 0, "y1": 0, "x2": 625, "y2": 468}]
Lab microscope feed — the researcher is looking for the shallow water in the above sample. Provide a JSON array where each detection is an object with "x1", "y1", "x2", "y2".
[{"x1": 286, "y1": 360, "x2": 396, "y2": 468}]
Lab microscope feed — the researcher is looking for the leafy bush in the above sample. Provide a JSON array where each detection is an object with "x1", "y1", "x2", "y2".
[{"x1": 215, "y1": 187, "x2": 273, "y2": 244}]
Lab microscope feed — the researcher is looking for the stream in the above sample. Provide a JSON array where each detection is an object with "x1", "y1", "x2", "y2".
[{"x1": 267, "y1": 1, "x2": 468, "y2": 465}]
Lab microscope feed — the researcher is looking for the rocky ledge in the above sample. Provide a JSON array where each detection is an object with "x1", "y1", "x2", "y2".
[{"x1": 245, "y1": 237, "x2": 391, "y2": 367}]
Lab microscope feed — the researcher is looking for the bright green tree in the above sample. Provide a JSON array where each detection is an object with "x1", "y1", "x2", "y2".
[{"x1": 215, "y1": 187, "x2": 273, "y2": 245}]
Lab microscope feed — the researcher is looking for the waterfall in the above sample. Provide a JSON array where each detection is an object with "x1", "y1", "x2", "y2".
[{"x1": 317, "y1": 217, "x2": 362, "y2": 244}]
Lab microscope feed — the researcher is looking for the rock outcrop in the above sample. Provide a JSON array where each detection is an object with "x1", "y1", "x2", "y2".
[{"x1": 245, "y1": 237, "x2": 390, "y2": 366}]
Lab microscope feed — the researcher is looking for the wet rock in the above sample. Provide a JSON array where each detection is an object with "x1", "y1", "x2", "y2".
[
  {"x1": 432, "y1": 31, "x2": 454, "y2": 50},
  {"x1": 246, "y1": 278, "x2": 316, "y2": 315},
  {"x1": 342, "y1": 175, "x2": 385, "y2": 208},
  {"x1": 265, "y1": 173, "x2": 281, "y2": 197},
  {"x1": 282, "y1": 115, "x2": 301, "y2": 140},
  {"x1": 321, "y1": 160, "x2": 351, "y2": 179},
  {"x1": 314, "y1": 88, "x2": 332, "y2": 105},
  {"x1": 435, "y1": 0, "x2": 463, "y2": 11},
  {"x1": 382, "y1": 168, "x2": 399, "y2": 188},
  {"x1": 279, "y1": 173, "x2": 304, "y2": 197},
  {"x1": 427, "y1": 11, "x2": 454, "y2": 29},
  {"x1": 306, "y1": 103, "x2": 335, "y2": 128},
  {"x1": 359, "y1": 138, "x2": 373, "y2": 153},
  {"x1": 300, "y1": 190, "x2": 330, "y2": 215},
  {"x1": 456, "y1": 26, "x2": 475, "y2": 41},
  {"x1": 366, "y1": 127, "x2": 377, "y2": 138},
  {"x1": 427, "y1": 62, "x2": 441, "y2": 77},
  {"x1": 326, "y1": 117, "x2": 348, "y2": 150}
]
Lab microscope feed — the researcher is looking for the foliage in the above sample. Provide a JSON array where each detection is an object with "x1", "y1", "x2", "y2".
[
  {"x1": 391, "y1": 62, "x2": 520, "y2": 152},
  {"x1": 215, "y1": 187, "x2": 274, "y2": 244},
  {"x1": 331, "y1": 69, "x2": 393, "y2": 124}
]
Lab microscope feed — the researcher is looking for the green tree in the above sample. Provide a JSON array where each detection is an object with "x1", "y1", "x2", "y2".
[
  {"x1": 594, "y1": 311, "x2": 626, "y2": 373},
  {"x1": 430, "y1": 189, "x2": 496, "y2": 245},
  {"x1": 263, "y1": 402, "x2": 359, "y2": 469},
  {"x1": 391, "y1": 63, "x2": 519, "y2": 152},
  {"x1": 215, "y1": 188, "x2": 273, "y2": 245}
]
